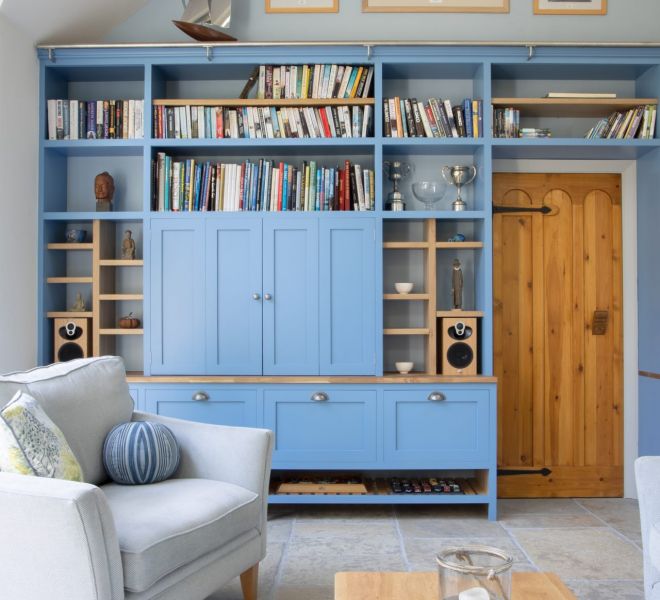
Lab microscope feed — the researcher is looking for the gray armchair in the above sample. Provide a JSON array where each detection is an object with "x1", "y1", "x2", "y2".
[
  {"x1": 636, "y1": 456, "x2": 660, "y2": 600},
  {"x1": 0, "y1": 356, "x2": 273, "y2": 600}
]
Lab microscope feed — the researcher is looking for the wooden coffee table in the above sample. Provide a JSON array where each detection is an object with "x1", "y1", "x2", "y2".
[{"x1": 335, "y1": 571, "x2": 576, "y2": 599}]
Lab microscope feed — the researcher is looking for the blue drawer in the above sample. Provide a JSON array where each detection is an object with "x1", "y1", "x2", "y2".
[
  {"x1": 264, "y1": 388, "x2": 378, "y2": 466},
  {"x1": 384, "y1": 387, "x2": 491, "y2": 467},
  {"x1": 144, "y1": 386, "x2": 258, "y2": 428}
]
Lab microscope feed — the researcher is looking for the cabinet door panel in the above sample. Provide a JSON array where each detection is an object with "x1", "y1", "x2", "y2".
[
  {"x1": 263, "y1": 220, "x2": 319, "y2": 375},
  {"x1": 319, "y1": 218, "x2": 376, "y2": 375},
  {"x1": 144, "y1": 387, "x2": 257, "y2": 427},
  {"x1": 264, "y1": 388, "x2": 377, "y2": 466},
  {"x1": 384, "y1": 388, "x2": 491, "y2": 467},
  {"x1": 150, "y1": 219, "x2": 205, "y2": 374},
  {"x1": 206, "y1": 219, "x2": 262, "y2": 375}
]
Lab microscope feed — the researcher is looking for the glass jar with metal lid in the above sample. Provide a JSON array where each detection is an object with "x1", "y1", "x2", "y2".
[{"x1": 436, "y1": 545, "x2": 513, "y2": 600}]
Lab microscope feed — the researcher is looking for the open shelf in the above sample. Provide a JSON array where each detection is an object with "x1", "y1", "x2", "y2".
[
  {"x1": 46, "y1": 311, "x2": 93, "y2": 318},
  {"x1": 98, "y1": 293, "x2": 144, "y2": 301},
  {"x1": 437, "y1": 310, "x2": 484, "y2": 318},
  {"x1": 383, "y1": 241, "x2": 428, "y2": 249},
  {"x1": 384, "y1": 328, "x2": 430, "y2": 335},
  {"x1": 47, "y1": 276, "x2": 93, "y2": 284},
  {"x1": 99, "y1": 328, "x2": 144, "y2": 335},
  {"x1": 383, "y1": 293, "x2": 430, "y2": 301},
  {"x1": 436, "y1": 241, "x2": 483, "y2": 249},
  {"x1": 47, "y1": 242, "x2": 93, "y2": 251},
  {"x1": 98, "y1": 259, "x2": 144, "y2": 266},
  {"x1": 492, "y1": 97, "x2": 658, "y2": 118}
]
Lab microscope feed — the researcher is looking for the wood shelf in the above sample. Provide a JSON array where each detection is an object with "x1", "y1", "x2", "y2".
[
  {"x1": 383, "y1": 328, "x2": 430, "y2": 335},
  {"x1": 47, "y1": 276, "x2": 93, "y2": 284},
  {"x1": 383, "y1": 293, "x2": 430, "y2": 301},
  {"x1": 153, "y1": 98, "x2": 375, "y2": 107},
  {"x1": 99, "y1": 328, "x2": 144, "y2": 335},
  {"x1": 383, "y1": 241, "x2": 428, "y2": 249},
  {"x1": 47, "y1": 243, "x2": 93, "y2": 251},
  {"x1": 435, "y1": 241, "x2": 484, "y2": 249},
  {"x1": 99, "y1": 259, "x2": 144, "y2": 266},
  {"x1": 99, "y1": 293, "x2": 144, "y2": 301},
  {"x1": 492, "y1": 97, "x2": 658, "y2": 118},
  {"x1": 436, "y1": 310, "x2": 484, "y2": 318},
  {"x1": 46, "y1": 311, "x2": 93, "y2": 318}
]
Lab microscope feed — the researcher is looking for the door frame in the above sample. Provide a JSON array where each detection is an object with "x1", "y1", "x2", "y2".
[{"x1": 493, "y1": 159, "x2": 638, "y2": 498}]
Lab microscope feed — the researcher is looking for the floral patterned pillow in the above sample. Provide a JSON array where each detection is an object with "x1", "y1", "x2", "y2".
[{"x1": 0, "y1": 390, "x2": 83, "y2": 481}]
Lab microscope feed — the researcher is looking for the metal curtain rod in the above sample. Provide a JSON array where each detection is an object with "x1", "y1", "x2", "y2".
[{"x1": 36, "y1": 40, "x2": 660, "y2": 50}]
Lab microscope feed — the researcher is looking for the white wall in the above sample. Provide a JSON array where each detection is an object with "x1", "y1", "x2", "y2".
[
  {"x1": 0, "y1": 15, "x2": 38, "y2": 372},
  {"x1": 106, "y1": 0, "x2": 660, "y2": 43}
]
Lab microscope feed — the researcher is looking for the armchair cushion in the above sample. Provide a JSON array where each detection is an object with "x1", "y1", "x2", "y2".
[
  {"x1": 0, "y1": 356, "x2": 134, "y2": 485},
  {"x1": 0, "y1": 390, "x2": 82, "y2": 481},
  {"x1": 102, "y1": 478, "x2": 259, "y2": 593}
]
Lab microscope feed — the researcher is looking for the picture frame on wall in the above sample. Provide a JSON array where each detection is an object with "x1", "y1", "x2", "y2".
[
  {"x1": 266, "y1": 0, "x2": 339, "y2": 13},
  {"x1": 362, "y1": 0, "x2": 509, "y2": 13},
  {"x1": 533, "y1": 0, "x2": 607, "y2": 15}
]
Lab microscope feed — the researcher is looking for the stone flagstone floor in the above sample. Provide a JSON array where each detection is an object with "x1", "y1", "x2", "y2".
[{"x1": 211, "y1": 498, "x2": 644, "y2": 600}]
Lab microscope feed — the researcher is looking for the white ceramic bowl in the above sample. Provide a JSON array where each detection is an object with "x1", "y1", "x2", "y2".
[
  {"x1": 395, "y1": 361, "x2": 414, "y2": 374},
  {"x1": 395, "y1": 282, "x2": 414, "y2": 294}
]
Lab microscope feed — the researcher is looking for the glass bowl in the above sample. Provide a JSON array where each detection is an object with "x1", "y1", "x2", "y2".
[{"x1": 412, "y1": 180, "x2": 447, "y2": 211}]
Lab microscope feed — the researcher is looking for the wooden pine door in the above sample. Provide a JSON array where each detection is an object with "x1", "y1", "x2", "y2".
[{"x1": 493, "y1": 173, "x2": 623, "y2": 497}]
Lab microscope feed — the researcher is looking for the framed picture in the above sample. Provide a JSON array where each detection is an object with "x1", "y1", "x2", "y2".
[
  {"x1": 362, "y1": 0, "x2": 509, "y2": 13},
  {"x1": 533, "y1": 0, "x2": 607, "y2": 15},
  {"x1": 266, "y1": 0, "x2": 339, "y2": 13}
]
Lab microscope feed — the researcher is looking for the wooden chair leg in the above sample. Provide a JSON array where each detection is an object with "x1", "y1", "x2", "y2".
[{"x1": 240, "y1": 563, "x2": 259, "y2": 600}]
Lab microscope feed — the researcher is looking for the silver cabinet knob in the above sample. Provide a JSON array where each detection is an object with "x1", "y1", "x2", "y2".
[
  {"x1": 264, "y1": 293, "x2": 272, "y2": 301},
  {"x1": 252, "y1": 293, "x2": 261, "y2": 300},
  {"x1": 192, "y1": 391, "x2": 209, "y2": 402},
  {"x1": 428, "y1": 392, "x2": 446, "y2": 402},
  {"x1": 311, "y1": 392, "x2": 328, "y2": 402}
]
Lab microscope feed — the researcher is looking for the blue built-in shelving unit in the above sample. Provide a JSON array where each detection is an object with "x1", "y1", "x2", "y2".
[{"x1": 36, "y1": 43, "x2": 660, "y2": 519}]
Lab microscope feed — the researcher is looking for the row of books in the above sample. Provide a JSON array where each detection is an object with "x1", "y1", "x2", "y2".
[
  {"x1": 46, "y1": 99, "x2": 145, "y2": 140},
  {"x1": 256, "y1": 64, "x2": 374, "y2": 100},
  {"x1": 153, "y1": 104, "x2": 373, "y2": 140},
  {"x1": 585, "y1": 105, "x2": 657, "y2": 139},
  {"x1": 493, "y1": 108, "x2": 521, "y2": 138},
  {"x1": 152, "y1": 154, "x2": 375, "y2": 212},
  {"x1": 383, "y1": 97, "x2": 483, "y2": 138}
]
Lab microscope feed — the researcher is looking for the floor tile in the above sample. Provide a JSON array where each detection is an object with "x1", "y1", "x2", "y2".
[
  {"x1": 498, "y1": 499, "x2": 587, "y2": 517},
  {"x1": 403, "y1": 537, "x2": 529, "y2": 572},
  {"x1": 577, "y1": 498, "x2": 642, "y2": 545},
  {"x1": 398, "y1": 514, "x2": 508, "y2": 539},
  {"x1": 280, "y1": 536, "x2": 406, "y2": 587},
  {"x1": 274, "y1": 585, "x2": 334, "y2": 600},
  {"x1": 292, "y1": 520, "x2": 398, "y2": 540},
  {"x1": 510, "y1": 528, "x2": 643, "y2": 581},
  {"x1": 565, "y1": 579, "x2": 645, "y2": 600},
  {"x1": 293, "y1": 505, "x2": 395, "y2": 521},
  {"x1": 499, "y1": 513, "x2": 602, "y2": 529}
]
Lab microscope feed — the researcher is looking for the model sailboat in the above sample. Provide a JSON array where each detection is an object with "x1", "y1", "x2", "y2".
[{"x1": 173, "y1": 0, "x2": 236, "y2": 42}]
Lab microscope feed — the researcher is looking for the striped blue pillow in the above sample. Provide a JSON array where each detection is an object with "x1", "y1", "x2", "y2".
[{"x1": 103, "y1": 421, "x2": 180, "y2": 485}]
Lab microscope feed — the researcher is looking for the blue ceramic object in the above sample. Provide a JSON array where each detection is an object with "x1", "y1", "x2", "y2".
[
  {"x1": 65, "y1": 229, "x2": 87, "y2": 243},
  {"x1": 448, "y1": 234, "x2": 466, "y2": 242}
]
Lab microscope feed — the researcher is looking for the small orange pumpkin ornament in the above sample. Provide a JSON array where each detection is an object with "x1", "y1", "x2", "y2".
[{"x1": 119, "y1": 312, "x2": 140, "y2": 329}]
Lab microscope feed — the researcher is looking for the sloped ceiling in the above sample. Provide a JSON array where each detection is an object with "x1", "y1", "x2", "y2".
[{"x1": 0, "y1": 0, "x2": 150, "y2": 44}]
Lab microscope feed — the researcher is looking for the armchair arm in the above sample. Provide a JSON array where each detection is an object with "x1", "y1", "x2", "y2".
[
  {"x1": 635, "y1": 456, "x2": 660, "y2": 599},
  {"x1": 0, "y1": 473, "x2": 124, "y2": 600},
  {"x1": 132, "y1": 412, "x2": 274, "y2": 534}
]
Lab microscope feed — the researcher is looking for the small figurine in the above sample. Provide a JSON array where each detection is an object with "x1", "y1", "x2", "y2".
[
  {"x1": 448, "y1": 233, "x2": 466, "y2": 243},
  {"x1": 121, "y1": 230, "x2": 136, "y2": 260},
  {"x1": 451, "y1": 258, "x2": 463, "y2": 310},
  {"x1": 95, "y1": 171, "x2": 115, "y2": 212},
  {"x1": 70, "y1": 292, "x2": 86, "y2": 312}
]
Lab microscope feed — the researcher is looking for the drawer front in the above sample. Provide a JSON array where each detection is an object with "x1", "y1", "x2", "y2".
[
  {"x1": 144, "y1": 387, "x2": 258, "y2": 428},
  {"x1": 384, "y1": 388, "x2": 491, "y2": 466},
  {"x1": 264, "y1": 388, "x2": 377, "y2": 465}
]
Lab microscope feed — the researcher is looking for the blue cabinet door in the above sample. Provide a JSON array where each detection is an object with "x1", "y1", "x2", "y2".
[
  {"x1": 262, "y1": 219, "x2": 319, "y2": 375},
  {"x1": 384, "y1": 387, "x2": 492, "y2": 467},
  {"x1": 144, "y1": 387, "x2": 257, "y2": 427},
  {"x1": 206, "y1": 218, "x2": 262, "y2": 375},
  {"x1": 319, "y1": 218, "x2": 376, "y2": 375},
  {"x1": 150, "y1": 219, "x2": 205, "y2": 374},
  {"x1": 264, "y1": 388, "x2": 378, "y2": 466}
]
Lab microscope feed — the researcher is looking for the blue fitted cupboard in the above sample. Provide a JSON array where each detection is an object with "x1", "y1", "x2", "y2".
[{"x1": 38, "y1": 42, "x2": 660, "y2": 519}]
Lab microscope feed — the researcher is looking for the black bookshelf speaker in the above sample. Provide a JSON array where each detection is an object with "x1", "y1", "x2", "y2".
[
  {"x1": 440, "y1": 316, "x2": 478, "y2": 376},
  {"x1": 54, "y1": 318, "x2": 91, "y2": 362}
]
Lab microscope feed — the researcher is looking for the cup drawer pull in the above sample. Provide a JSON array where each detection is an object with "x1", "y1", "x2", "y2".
[
  {"x1": 428, "y1": 392, "x2": 446, "y2": 402},
  {"x1": 311, "y1": 392, "x2": 328, "y2": 402},
  {"x1": 192, "y1": 391, "x2": 210, "y2": 402}
]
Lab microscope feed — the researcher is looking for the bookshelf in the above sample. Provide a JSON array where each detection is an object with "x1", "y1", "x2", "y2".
[{"x1": 36, "y1": 42, "x2": 660, "y2": 516}]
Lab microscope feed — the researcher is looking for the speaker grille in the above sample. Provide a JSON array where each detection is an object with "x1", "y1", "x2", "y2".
[
  {"x1": 446, "y1": 342, "x2": 474, "y2": 369},
  {"x1": 57, "y1": 342, "x2": 84, "y2": 362}
]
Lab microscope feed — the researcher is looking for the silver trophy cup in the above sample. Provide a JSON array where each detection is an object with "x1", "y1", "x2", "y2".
[
  {"x1": 384, "y1": 160, "x2": 412, "y2": 211},
  {"x1": 442, "y1": 165, "x2": 477, "y2": 211}
]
